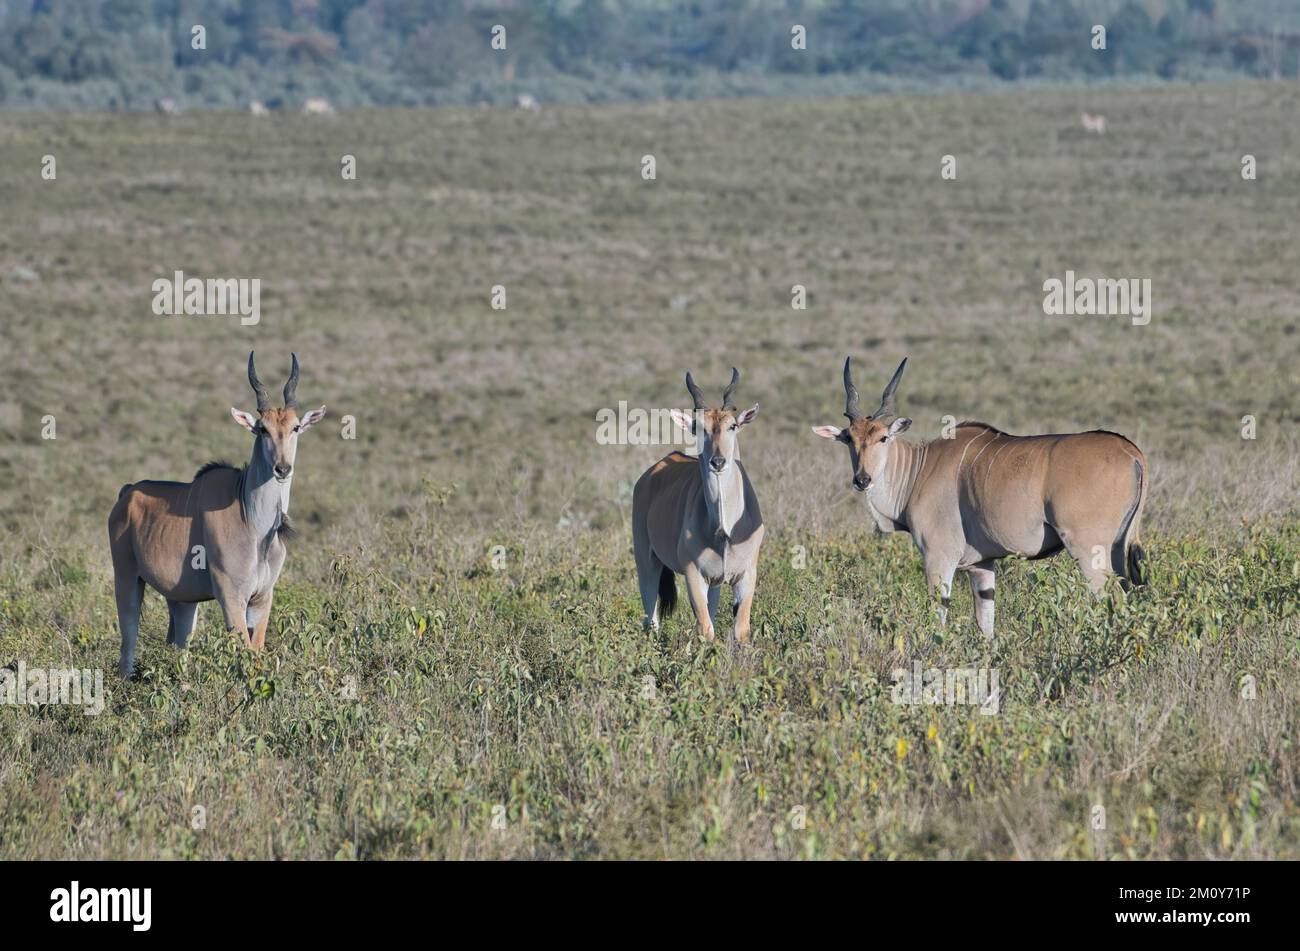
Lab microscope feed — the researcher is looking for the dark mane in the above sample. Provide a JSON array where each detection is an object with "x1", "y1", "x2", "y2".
[
  {"x1": 954, "y1": 422, "x2": 1139, "y2": 448},
  {"x1": 1090, "y1": 429, "x2": 1143, "y2": 452},
  {"x1": 194, "y1": 460, "x2": 239, "y2": 480},
  {"x1": 956, "y1": 420, "x2": 1006, "y2": 435}
]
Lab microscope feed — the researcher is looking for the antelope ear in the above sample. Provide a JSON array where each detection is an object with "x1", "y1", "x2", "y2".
[
  {"x1": 670, "y1": 409, "x2": 696, "y2": 434},
  {"x1": 811, "y1": 425, "x2": 842, "y2": 440},
  {"x1": 736, "y1": 403, "x2": 759, "y2": 426},
  {"x1": 231, "y1": 408, "x2": 259, "y2": 431},
  {"x1": 886, "y1": 417, "x2": 912, "y2": 439},
  {"x1": 297, "y1": 405, "x2": 327, "y2": 432}
]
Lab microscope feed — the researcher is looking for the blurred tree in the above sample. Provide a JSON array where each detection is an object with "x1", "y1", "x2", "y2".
[
  {"x1": 103, "y1": 0, "x2": 153, "y2": 32},
  {"x1": 1024, "y1": 0, "x2": 1083, "y2": 58},
  {"x1": 1111, "y1": 0, "x2": 1159, "y2": 73},
  {"x1": 2, "y1": 0, "x2": 1297, "y2": 108}
]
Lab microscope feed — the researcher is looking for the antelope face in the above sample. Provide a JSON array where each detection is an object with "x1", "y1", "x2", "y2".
[
  {"x1": 811, "y1": 355, "x2": 910, "y2": 492},
  {"x1": 238, "y1": 409, "x2": 322, "y2": 481},
  {"x1": 813, "y1": 416, "x2": 910, "y2": 491},
  {"x1": 671, "y1": 367, "x2": 758, "y2": 476},
  {"x1": 673, "y1": 406, "x2": 760, "y2": 475},
  {"x1": 231, "y1": 351, "x2": 327, "y2": 482}
]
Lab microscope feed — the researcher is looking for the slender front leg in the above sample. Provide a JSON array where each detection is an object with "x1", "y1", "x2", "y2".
[
  {"x1": 683, "y1": 564, "x2": 715, "y2": 641},
  {"x1": 732, "y1": 564, "x2": 757, "y2": 645},
  {"x1": 211, "y1": 572, "x2": 254, "y2": 649},
  {"x1": 924, "y1": 556, "x2": 958, "y2": 626},
  {"x1": 966, "y1": 560, "x2": 996, "y2": 638},
  {"x1": 247, "y1": 590, "x2": 275, "y2": 651},
  {"x1": 166, "y1": 599, "x2": 200, "y2": 649}
]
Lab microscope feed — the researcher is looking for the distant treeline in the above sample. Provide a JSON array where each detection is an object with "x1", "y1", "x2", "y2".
[{"x1": 3, "y1": 0, "x2": 1299, "y2": 110}]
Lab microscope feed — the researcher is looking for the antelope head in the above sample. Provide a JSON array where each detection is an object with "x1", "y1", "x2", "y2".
[
  {"x1": 812, "y1": 357, "x2": 910, "y2": 492},
  {"x1": 230, "y1": 352, "x2": 327, "y2": 483},
  {"x1": 671, "y1": 368, "x2": 759, "y2": 476}
]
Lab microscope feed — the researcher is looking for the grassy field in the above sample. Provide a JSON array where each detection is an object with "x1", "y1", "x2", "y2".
[{"x1": 1, "y1": 83, "x2": 1298, "y2": 859}]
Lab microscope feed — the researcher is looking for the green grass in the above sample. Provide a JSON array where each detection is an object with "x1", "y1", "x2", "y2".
[
  {"x1": 3, "y1": 515, "x2": 1298, "y2": 858},
  {"x1": 1, "y1": 83, "x2": 1298, "y2": 858}
]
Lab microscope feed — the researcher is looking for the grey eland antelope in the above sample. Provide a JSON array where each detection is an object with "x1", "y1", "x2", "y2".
[
  {"x1": 632, "y1": 369, "x2": 764, "y2": 643},
  {"x1": 812, "y1": 357, "x2": 1146, "y2": 636},
  {"x1": 108, "y1": 353, "x2": 326, "y2": 677}
]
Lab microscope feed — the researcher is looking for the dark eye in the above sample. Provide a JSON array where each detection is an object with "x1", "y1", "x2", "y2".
[{"x1": 292, "y1": 425, "x2": 301, "y2": 433}]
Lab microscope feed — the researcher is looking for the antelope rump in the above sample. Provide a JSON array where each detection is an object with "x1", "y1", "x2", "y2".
[
  {"x1": 107, "y1": 353, "x2": 326, "y2": 677},
  {"x1": 813, "y1": 357, "x2": 1147, "y2": 637}
]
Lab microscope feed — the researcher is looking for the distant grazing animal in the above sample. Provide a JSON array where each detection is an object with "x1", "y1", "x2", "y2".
[
  {"x1": 248, "y1": 100, "x2": 269, "y2": 116},
  {"x1": 516, "y1": 93, "x2": 540, "y2": 112},
  {"x1": 1080, "y1": 112, "x2": 1107, "y2": 134},
  {"x1": 632, "y1": 369, "x2": 764, "y2": 643},
  {"x1": 108, "y1": 353, "x2": 326, "y2": 677},
  {"x1": 812, "y1": 357, "x2": 1146, "y2": 637},
  {"x1": 302, "y1": 97, "x2": 335, "y2": 115},
  {"x1": 155, "y1": 97, "x2": 178, "y2": 116}
]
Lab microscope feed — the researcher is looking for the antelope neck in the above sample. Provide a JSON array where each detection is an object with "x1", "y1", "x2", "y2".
[
  {"x1": 243, "y1": 442, "x2": 290, "y2": 538},
  {"x1": 702, "y1": 458, "x2": 744, "y2": 540}
]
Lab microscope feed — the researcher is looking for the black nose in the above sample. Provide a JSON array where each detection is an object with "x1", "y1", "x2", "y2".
[
  {"x1": 853, "y1": 473, "x2": 870, "y2": 490},
  {"x1": 274, "y1": 464, "x2": 292, "y2": 479},
  {"x1": 709, "y1": 456, "x2": 727, "y2": 472}
]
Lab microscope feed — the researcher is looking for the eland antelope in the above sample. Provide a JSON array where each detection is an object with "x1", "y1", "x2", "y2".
[
  {"x1": 632, "y1": 369, "x2": 764, "y2": 643},
  {"x1": 108, "y1": 353, "x2": 326, "y2": 677},
  {"x1": 1080, "y1": 111, "x2": 1107, "y2": 134},
  {"x1": 813, "y1": 358, "x2": 1146, "y2": 636}
]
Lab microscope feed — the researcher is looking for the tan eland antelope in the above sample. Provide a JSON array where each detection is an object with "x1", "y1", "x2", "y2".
[
  {"x1": 1080, "y1": 111, "x2": 1107, "y2": 134},
  {"x1": 812, "y1": 357, "x2": 1146, "y2": 636},
  {"x1": 108, "y1": 353, "x2": 326, "y2": 677},
  {"x1": 632, "y1": 369, "x2": 764, "y2": 643}
]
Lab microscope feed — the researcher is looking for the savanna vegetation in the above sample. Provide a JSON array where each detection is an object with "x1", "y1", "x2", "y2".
[{"x1": 0, "y1": 81, "x2": 1297, "y2": 858}]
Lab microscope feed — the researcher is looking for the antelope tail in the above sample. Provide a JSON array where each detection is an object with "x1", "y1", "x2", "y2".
[
  {"x1": 658, "y1": 566, "x2": 677, "y2": 619},
  {"x1": 1127, "y1": 539, "x2": 1146, "y2": 587},
  {"x1": 1118, "y1": 456, "x2": 1147, "y2": 587}
]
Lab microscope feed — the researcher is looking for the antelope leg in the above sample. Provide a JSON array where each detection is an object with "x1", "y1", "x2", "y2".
[
  {"x1": 115, "y1": 576, "x2": 145, "y2": 678},
  {"x1": 212, "y1": 575, "x2": 254, "y2": 649},
  {"x1": 732, "y1": 564, "x2": 757, "y2": 645},
  {"x1": 684, "y1": 564, "x2": 715, "y2": 641},
  {"x1": 166, "y1": 599, "x2": 199, "y2": 649},
  {"x1": 965, "y1": 561, "x2": 996, "y2": 638},
  {"x1": 925, "y1": 556, "x2": 958, "y2": 626},
  {"x1": 247, "y1": 591, "x2": 274, "y2": 651}
]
